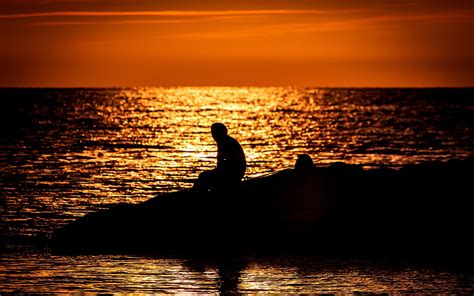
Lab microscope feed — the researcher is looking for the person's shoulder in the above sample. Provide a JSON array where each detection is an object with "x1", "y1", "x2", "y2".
[
  {"x1": 227, "y1": 135, "x2": 241, "y2": 145},
  {"x1": 222, "y1": 135, "x2": 241, "y2": 149}
]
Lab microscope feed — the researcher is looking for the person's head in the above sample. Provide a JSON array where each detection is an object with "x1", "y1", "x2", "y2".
[{"x1": 211, "y1": 123, "x2": 228, "y2": 142}]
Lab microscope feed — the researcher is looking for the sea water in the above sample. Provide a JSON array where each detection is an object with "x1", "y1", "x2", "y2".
[{"x1": 1, "y1": 87, "x2": 473, "y2": 293}]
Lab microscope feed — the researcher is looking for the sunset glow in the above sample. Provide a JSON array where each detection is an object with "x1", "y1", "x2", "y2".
[{"x1": 0, "y1": 0, "x2": 473, "y2": 87}]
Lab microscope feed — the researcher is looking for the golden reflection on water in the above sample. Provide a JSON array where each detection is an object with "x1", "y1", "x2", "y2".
[
  {"x1": 2, "y1": 87, "x2": 473, "y2": 237},
  {"x1": 0, "y1": 254, "x2": 471, "y2": 293},
  {"x1": 91, "y1": 87, "x2": 463, "y2": 193},
  {"x1": 1, "y1": 87, "x2": 474, "y2": 293},
  {"x1": 79, "y1": 87, "x2": 314, "y2": 204}
]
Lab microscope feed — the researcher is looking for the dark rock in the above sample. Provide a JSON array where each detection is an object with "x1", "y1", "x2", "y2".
[{"x1": 51, "y1": 158, "x2": 474, "y2": 267}]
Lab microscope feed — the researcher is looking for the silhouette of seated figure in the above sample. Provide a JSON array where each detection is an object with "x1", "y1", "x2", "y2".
[{"x1": 193, "y1": 123, "x2": 246, "y2": 192}]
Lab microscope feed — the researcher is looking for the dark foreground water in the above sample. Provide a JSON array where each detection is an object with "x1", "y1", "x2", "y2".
[
  {"x1": 1, "y1": 87, "x2": 474, "y2": 293},
  {"x1": 2, "y1": 253, "x2": 474, "y2": 294}
]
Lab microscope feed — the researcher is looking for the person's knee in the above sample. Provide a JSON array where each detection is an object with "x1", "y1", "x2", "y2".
[
  {"x1": 200, "y1": 169, "x2": 216, "y2": 181},
  {"x1": 194, "y1": 169, "x2": 217, "y2": 190}
]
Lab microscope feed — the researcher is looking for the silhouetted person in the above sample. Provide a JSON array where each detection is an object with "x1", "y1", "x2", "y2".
[{"x1": 194, "y1": 123, "x2": 246, "y2": 192}]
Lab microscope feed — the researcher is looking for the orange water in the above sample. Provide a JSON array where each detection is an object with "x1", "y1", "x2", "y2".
[{"x1": 1, "y1": 87, "x2": 473, "y2": 293}]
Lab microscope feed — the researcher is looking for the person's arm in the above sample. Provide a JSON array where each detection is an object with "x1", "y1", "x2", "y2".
[{"x1": 216, "y1": 144, "x2": 226, "y2": 169}]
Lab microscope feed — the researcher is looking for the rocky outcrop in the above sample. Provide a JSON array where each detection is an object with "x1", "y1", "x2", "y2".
[{"x1": 51, "y1": 158, "x2": 474, "y2": 265}]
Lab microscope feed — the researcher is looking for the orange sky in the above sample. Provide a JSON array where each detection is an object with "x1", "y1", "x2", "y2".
[{"x1": 0, "y1": 0, "x2": 473, "y2": 87}]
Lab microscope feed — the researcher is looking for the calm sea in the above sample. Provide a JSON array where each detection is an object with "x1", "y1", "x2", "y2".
[{"x1": 1, "y1": 87, "x2": 474, "y2": 293}]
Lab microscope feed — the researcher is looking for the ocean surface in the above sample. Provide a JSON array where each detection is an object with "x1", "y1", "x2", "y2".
[{"x1": 1, "y1": 87, "x2": 474, "y2": 293}]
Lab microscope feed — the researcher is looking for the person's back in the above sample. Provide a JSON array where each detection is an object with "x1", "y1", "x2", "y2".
[{"x1": 216, "y1": 133, "x2": 246, "y2": 182}]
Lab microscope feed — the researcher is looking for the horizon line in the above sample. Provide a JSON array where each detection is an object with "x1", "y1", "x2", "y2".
[{"x1": 1, "y1": 85, "x2": 473, "y2": 89}]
